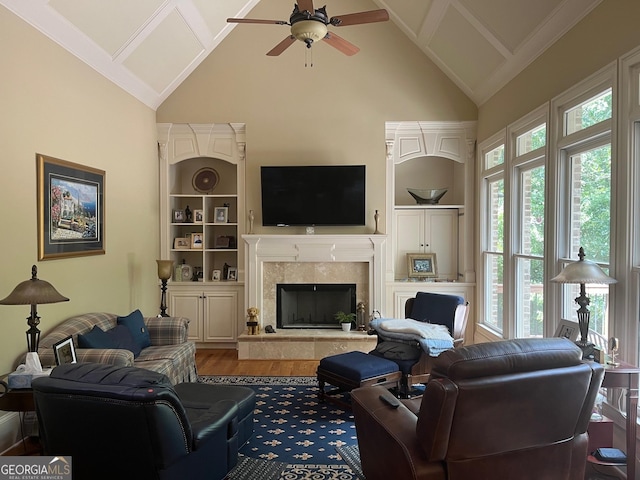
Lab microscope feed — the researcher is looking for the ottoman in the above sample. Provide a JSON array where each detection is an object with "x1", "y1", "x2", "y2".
[
  {"x1": 174, "y1": 382, "x2": 256, "y2": 448},
  {"x1": 317, "y1": 351, "x2": 401, "y2": 408}
]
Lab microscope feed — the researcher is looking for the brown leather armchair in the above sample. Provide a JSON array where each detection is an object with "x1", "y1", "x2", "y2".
[{"x1": 351, "y1": 338, "x2": 604, "y2": 480}]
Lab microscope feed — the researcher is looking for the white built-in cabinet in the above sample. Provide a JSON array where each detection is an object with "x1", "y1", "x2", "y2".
[
  {"x1": 157, "y1": 123, "x2": 246, "y2": 345},
  {"x1": 394, "y1": 208, "x2": 459, "y2": 280},
  {"x1": 385, "y1": 121, "x2": 476, "y2": 321},
  {"x1": 168, "y1": 287, "x2": 238, "y2": 342}
]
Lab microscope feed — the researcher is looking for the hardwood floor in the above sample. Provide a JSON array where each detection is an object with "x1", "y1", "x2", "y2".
[{"x1": 196, "y1": 349, "x2": 320, "y2": 377}]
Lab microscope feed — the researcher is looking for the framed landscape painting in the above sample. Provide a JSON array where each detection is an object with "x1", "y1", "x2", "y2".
[
  {"x1": 407, "y1": 253, "x2": 438, "y2": 278},
  {"x1": 37, "y1": 154, "x2": 105, "y2": 260}
]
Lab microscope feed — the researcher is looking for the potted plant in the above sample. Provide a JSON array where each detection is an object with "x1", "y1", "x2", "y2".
[{"x1": 335, "y1": 311, "x2": 356, "y2": 332}]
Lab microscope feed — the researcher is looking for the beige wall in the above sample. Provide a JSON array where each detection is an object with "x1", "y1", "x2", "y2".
[
  {"x1": 0, "y1": 6, "x2": 159, "y2": 374},
  {"x1": 478, "y1": 0, "x2": 640, "y2": 140},
  {"x1": 157, "y1": 0, "x2": 477, "y2": 235}
]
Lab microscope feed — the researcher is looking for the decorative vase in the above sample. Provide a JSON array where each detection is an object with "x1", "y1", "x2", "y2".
[{"x1": 341, "y1": 323, "x2": 352, "y2": 332}]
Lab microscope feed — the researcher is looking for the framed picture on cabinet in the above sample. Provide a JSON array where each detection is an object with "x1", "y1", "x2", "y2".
[
  {"x1": 226, "y1": 267, "x2": 238, "y2": 281},
  {"x1": 212, "y1": 270, "x2": 221, "y2": 281},
  {"x1": 214, "y1": 206, "x2": 229, "y2": 224},
  {"x1": 407, "y1": 253, "x2": 437, "y2": 278},
  {"x1": 193, "y1": 209, "x2": 204, "y2": 223},
  {"x1": 190, "y1": 233, "x2": 203, "y2": 249},
  {"x1": 173, "y1": 209, "x2": 184, "y2": 223},
  {"x1": 37, "y1": 153, "x2": 105, "y2": 260},
  {"x1": 174, "y1": 237, "x2": 189, "y2": 249}
]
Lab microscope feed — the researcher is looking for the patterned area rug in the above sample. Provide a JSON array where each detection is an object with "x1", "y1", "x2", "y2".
[{"x1": 199, "y1": 375, "x2": 362, "y2": 479}]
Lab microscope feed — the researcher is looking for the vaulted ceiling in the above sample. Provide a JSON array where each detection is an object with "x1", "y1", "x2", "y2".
[{"x1": 1, "y1": 0, "x2": 602, "y2": 109}]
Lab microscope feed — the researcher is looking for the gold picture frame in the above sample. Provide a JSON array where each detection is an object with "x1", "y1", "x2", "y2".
[
  {"x1": 407, "y1": 253, "x2": 437, "y2": 278},
  {"x1": 37, "y1": 154, "x2": 105, "y2": 260}
]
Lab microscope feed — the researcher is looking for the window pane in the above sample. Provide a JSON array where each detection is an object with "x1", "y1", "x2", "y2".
[
  {"x1": 564, "y1": 89, "x2": 612, "y2": 135},
  {"x1": 521, "y1": 166, "x2": 545, "y2": 256},
  {"x1": 488, "y1": 179, "x2": 504, "y2": 252},
  {"x1": 569, "y1": 145, "x2": 611, "y2": 263},
  {"x1": 516, "y1": 124, "x2": 546, "y2": 156},
  {"x1": 485, "y1": 145, "x2": 504, "y2": 169},
  {"x1": 484, "y1": 253, "x2": 504, "y2": 332},
  {"x1": 516, "y1": 257, "x2": 544, "y2": 337}
]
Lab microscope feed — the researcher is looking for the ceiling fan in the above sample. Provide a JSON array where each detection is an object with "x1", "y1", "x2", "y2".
[{"x1": 227, "y1": 1, "x2": 389, "y2": 56}]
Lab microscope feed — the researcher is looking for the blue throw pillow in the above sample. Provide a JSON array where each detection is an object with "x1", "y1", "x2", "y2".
[
  {"x1": 117, "y1": 309, "x2": 151, "y2": 350},
  {"x1": 77, "y1": 325, "x2": 142, "y2": 357},
  {"x1": 106, "y1": 325, "x2": 142, "y2": 358},
  {"x1": 77, "y1": 325, "x2": 113, "y2": 349}
]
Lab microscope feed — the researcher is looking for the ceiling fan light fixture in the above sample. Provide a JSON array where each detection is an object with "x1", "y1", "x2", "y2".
[{"x1": 291, "y1": 20, "x2": 328, "y2": 47}]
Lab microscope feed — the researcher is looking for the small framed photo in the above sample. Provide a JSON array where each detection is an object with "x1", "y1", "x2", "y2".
[
  {"x1": 174, "y1": 237, "x2": 189, "y2": 249},
  {"x1": 407, "y1": 253, "x2": 437, "y2": 278},
  {"x1": 190, "y1": 232, "x2": 203, "y2": 249},
  {"x1": 215, "y1": 235, "x2": 230, "y2": 248},
  {"x1": 555, "y1": 319, "x2": 579, "y2": 341},
  {"x1": 214, "y1": 206, "x2": 229, "y2": 224},
  {"x1": 193, "y1": 209, "x2": 204, "y2": 223},
  {"x1": 53, "y1": 336, "x2": 77, "y2": 365},
  {"x1": 212, "y1": 269, "x2": 221, "y2": 281},
  {"x1": 173, "y1": 209, "x2": 185, "y2": 223},
  {"x1": 226, "y1": 267, "x2": 238, "y2": 281}
]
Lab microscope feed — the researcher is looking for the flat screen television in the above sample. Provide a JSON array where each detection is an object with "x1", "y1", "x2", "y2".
[{"x1": 261, "y1": 165, "x2": 366, "y2": 226}]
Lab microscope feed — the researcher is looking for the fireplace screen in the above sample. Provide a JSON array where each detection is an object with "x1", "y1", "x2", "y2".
[{"x1": 277, "y1": 283, "x2": 356, "y2": 329}]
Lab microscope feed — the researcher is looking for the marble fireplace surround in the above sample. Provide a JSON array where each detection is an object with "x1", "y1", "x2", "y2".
[
  {"x1": 239, "y1": 234, "x2": 385, "y2": 359},
  {"x1": 243, "y1": 235, "x2": 387, "y2": 329}
]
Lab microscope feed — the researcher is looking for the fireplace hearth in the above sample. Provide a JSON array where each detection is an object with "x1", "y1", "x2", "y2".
[{"x1": 277, "y1": 283, "x2": 356, "y2": 329}]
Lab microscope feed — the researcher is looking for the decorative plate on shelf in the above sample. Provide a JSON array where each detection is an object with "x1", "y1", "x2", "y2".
[{"x1": 192, "y1": 167, "x2": 219, "y2": 193}]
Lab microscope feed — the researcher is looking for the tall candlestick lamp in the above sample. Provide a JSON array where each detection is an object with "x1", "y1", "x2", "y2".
[
  {"x1": 0, "y1": 265, "x2": 69, "y2": 353},
  {"x1": 550, "y1": 247, "x2": 616, "y2": 351},
  {"x1": 156, "y1": 260, "x2": 174, "y2": 317}
]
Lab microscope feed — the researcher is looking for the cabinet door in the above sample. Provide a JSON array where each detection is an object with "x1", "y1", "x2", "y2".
[
  {"x1": 394, "y1": 209, "x2": 425, "y2": 277},
  {"x1": 425, "y1": 210, "x2": 458, "y2": 280},
  {"x1": 168, "y1": 290, "x2": 203, "y2": 341},
  {"x1": 203, "y1": 290, "x2": 238, "y2": 342}
]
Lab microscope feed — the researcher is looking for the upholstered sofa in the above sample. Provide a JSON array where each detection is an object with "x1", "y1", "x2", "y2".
[{"x1": 35, "y1": 311, "x2": 197, "y2": 384}]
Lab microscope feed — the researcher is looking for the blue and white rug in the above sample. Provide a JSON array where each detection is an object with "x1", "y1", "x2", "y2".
[{"x1": 199, "y1": 375, "x2": 362, "y2": 479}]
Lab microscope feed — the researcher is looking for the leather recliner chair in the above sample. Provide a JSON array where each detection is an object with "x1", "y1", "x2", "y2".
[
  {"x1": 351, "y1": 338, "x2": 604, "y2": 480},
  {"x1": 32, "y1": 363, "x2": 250, "y2": 480}
]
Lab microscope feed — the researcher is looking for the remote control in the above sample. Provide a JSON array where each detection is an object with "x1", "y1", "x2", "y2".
[{"x1": 379, "y1": 393, "x2": 401, "y2": 408}]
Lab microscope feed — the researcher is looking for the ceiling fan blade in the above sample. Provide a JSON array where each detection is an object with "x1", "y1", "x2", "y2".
[
  {"x1": 267, "y1": 36, "x2": 297, "y2": 56},
  {"x1": 297, "y1": 0, "x2": 314, "y2": 14},
  {"x1": 322, "y1": 32, "x2": 360, "y2": 56},
  {"x1": 330, "y1": 9, "x2": 389, "y2": 27},
  {"x1": 227, "y1": 18, "x2": 287, "y2": 25}
]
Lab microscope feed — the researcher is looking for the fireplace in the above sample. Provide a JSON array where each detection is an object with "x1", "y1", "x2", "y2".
[{"x1": 277, "y1": 283, "x2": 356, "y2": 329}]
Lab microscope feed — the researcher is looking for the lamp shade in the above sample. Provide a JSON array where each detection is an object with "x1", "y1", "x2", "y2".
[
  {"x1": 550, "y1": 247, "x2": 617, "y2": 285},
  {"x1": 0, "y1": 265, "x2": 69, "y2": 305},
  {"x1": 156, "y1": 260, "x2": 174, "y2": 280}
]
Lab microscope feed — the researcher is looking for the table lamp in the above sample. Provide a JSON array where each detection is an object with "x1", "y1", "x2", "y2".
[
  {"x1": 0, "y1": 265, "x2": 69, "y2": 368},
  {"x1": 156, "y1": 260, "x2": 174, "y2": 317},
  {"x1": 550, "y1": 247, "x2": 616, "y2": 351}
]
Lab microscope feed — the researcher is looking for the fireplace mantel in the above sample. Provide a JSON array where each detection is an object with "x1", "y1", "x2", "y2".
[{"x1": 243, "y1": 234, "x2": 387, "y2": 327}]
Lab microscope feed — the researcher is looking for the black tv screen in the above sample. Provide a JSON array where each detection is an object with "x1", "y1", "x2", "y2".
[{"x1": 261, "y1": 165, "x2": 366, "y2": 226}]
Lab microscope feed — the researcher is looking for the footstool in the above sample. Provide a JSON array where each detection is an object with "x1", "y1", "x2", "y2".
[
  {"x1": 174, "y1": 382, "x2": 256, "y2": 448},
  {"x1": 317, "y1": 351, "x2": 402, "y2": 408}
]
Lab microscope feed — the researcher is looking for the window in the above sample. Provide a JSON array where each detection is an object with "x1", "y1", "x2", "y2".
[{"x1": 555, "y1": 77, "x2": 613, "y2": 339}]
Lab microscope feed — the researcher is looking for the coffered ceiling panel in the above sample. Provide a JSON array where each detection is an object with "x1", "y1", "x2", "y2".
[
  {"x1": 428, "y1": 5, "x2": 506, "y2": 91},
  {"x1": 1, "y1": 0, "x2": 602, "y2": 108}
]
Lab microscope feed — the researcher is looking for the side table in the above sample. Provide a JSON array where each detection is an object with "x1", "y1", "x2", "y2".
[
  {"x1": 592, "y1": 362, "x2": 640, "y2": 479},
  {"x1": 0, "y1": 380, "x2": 38, "y2": 455}
]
